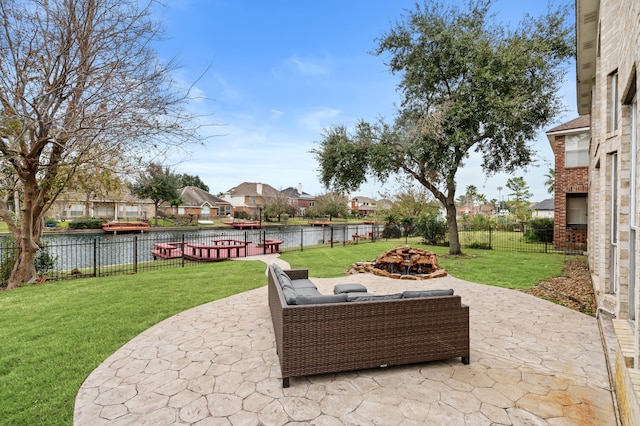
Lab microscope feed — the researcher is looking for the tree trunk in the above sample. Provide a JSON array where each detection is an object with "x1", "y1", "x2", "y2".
[
  {"x1": 7, "y1": 247, "x2": 38, "y2": 290},
  {"x1": 445, "y1": 195, "x2": 462, "y2": 255},
  {"x1": 6, "y1": 195, "x2": 42, "y2": 289}
]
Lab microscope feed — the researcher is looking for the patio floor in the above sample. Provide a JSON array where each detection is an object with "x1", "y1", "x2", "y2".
[{"x1": 74, "y1": 255, "x2": 618, "y2": 425}]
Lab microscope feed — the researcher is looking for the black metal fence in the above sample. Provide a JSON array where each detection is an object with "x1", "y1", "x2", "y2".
[{"x1": 0, "y1": 223, "x2": 582, "y2": 287}]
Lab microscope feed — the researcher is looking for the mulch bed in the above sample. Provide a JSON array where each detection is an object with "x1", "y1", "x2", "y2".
[{"x1": 521, "y1": 257, "x2": 596, "y2": 316}]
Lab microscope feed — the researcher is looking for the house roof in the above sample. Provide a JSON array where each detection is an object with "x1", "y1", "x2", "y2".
[
  {"x1": 576, "y1": 0, "x2": 599, "y2": 114},
  {"x1": 179, "y1": 186, "x2": 229, "y2": 207},
  {"x1": 281, "y1": 187, "x2": 315, "y2": 201},
  {"x1": 546, "y1": 115, "x2": 590, "y2": 150},
  {"x1": 546, "y1": 115, "x2": 591, "y2": 133},
  {"x1": 353, "y1": 196, "x2": 376, "y2": 204},
  {"x1": 225, "y1": 182, "x2": 280, "y2": 198},
  {"x1": 530, "y1": 198, "x2": 554, "y2": 211}
]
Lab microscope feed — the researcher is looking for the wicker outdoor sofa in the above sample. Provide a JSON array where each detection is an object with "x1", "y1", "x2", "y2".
[{"x1": 267, "y1": 264, "x2": 470, "y2": 387}]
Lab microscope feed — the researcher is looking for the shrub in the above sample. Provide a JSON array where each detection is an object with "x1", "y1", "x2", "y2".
[
  {"x1": 470, "y1": 214, "x2": 494, "y2": 230},
  {"x1": 68, "y1": 218, "x2": 104, "y2": 229},
  {"x1": 234, "y1": 210, "x2": 249, "y2": 220},
  {"x1": 416, "y1": 213, "x2": 448, "y2": 245},
  {"x1": 525, "y1": 218, "x2": 554, "y2": 243},
  {"x1": 35, "y1": 243, "x2": 57, "y2": 276},
  {"x1": 381, "y1": 224, "x2": 401, "y2": 239},
  {"x1": 466, "y1": 241, "x2": 492, "y2": 250},
  {"x1": 0, "y1": 239, "x2": 17, "y2": 288}
]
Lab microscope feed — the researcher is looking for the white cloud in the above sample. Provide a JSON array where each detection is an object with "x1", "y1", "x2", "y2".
[
  {"x1": 299, "y1": 108, "x2": 342, "y2": 133},
  {"x1": 286, "y1": 54, "x2": 330, "y2": 76}
]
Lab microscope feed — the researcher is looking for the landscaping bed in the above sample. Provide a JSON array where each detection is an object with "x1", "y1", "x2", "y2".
[{"x1": 522, "y1": 257, "x2": 596, "y2": 316}]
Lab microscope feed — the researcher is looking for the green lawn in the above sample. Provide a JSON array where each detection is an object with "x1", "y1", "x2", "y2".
[
  {"x1": 0, "y1": 261, "x2": 265, "y2": 425},
  {"x1": 0, "y1": 242, "x2": 573, "y2": 425},
  {"x1": 281, "y1": 239, "x2": 568, "y2": 289}
]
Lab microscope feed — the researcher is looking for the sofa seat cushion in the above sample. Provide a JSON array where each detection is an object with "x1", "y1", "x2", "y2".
[
  {"x1": 334, "y1": 283, "x2": 368, "y2": 294},
  {"x1": 296, "y1": 293, "x2": 348, "y2": 305},
  {"x1": 402, "y1": 289, "x2": 454, "y2": 298},
  {"x1": 349, "y1": 293, "x2": 403, "y2": 302},
  {"x1": 293, "y1": 287, "x2": 322, "y2": 297},
  {"x1": 291, "y1": 279, "x2": 317, "y2": 290}
]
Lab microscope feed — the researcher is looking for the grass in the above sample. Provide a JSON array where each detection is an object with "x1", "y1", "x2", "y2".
[
  {"x1": 281, "y1": 238, "x2": 568, "y2": 289},
  {"x1": 0, "y1": 239, "x2": 574, "y2": 425},
  {"x1": 0, "y1": 261, "x2": 266, "y2": 425}
]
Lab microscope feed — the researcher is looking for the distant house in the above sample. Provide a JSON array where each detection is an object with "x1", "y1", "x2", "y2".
[
  {"x1": 281, "y1": 184, "x2": 315, "y2": 216},
  {"x1": 377, "y1": 199, "x2": 394, "y2": 211},
  {"x1": 162, "y1": 186, "x2": 232, "y2": 221},
  {"x1": 546, "y1": 115, "x2": 590, "y2": 250},
  {"x1": 350, "y1": 196, "x2": 378, "y2": 216},
  {"x1": 222, "y1": 182, "x2": 280, "y2": 218},
  {"x1": 48, "y1": 190, "x2": 154, "y2": 221},
  {"x1": 529, "y1": 199, "x2": 554, "y2": 219}
]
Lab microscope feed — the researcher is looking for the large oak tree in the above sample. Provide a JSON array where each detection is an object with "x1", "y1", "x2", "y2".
[
  {"x1": 0, "y1": 0, "x2": 203, "y2": 289},
  {"x1": 313, "y1": 0, "x2": 574, "y2": 254}
]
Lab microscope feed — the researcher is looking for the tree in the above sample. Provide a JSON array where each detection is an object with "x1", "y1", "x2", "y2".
[
  {"x1": 0, "y1": 0, "x2": 203, "y2": 289},
  {"x1": 130, "y1": 163, "x2": 181, "y2": 225},
  {"x1": 388, "y1": 184, "x2": 439, "y2": 218},
  {"x1": 177, "y1": 173, "x2": 209, "y2": 192},
  {"x1": 307, "y1": 192, "x2": 349, "y2": 220},
  {"x1": 544, "y1": 168, "x2": 555, "y2": 194},
  {"x1": 264, "y1": 191, "x2": 295, "y2": 222},
  {"x1": 506, "y1": 176, "x2": 532, "y2": 221},
  {"x1": 313, "y1": 0, "x2": 573, "y2": 254}
]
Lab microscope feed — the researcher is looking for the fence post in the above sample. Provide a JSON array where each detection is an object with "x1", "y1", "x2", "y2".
[
  {"x1": 93, "y1": 239, "x2": 98, "y2": 277},
  {"x1": 262, "y1": 230, "x2": 267, "y2": 255},
  {"x1": 330, "y1": 227, "x2": 334, "y2": 248},
  {"x1": 371, "y1": 222, "x2": 375, "y2": 242},
  {"x1": 343, "y1": 226, "x2": 347, "y2": 246},
  {"x1": 133, "y1": 235, "x2": 138, "y2": 273},
  {"x1": 181, "y1": 234, "x2": 185, "y2": 267},
  {"x1": 489, "y1": 225, "x2": 492, "y2": 249},
  {"x1": 300, "y1": 228, "x2": 304, "y2": 252}
]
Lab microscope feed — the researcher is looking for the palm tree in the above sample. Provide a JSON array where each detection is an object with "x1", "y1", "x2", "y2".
[{"x1": 544, "y1": 168, "x2": 555, "y2": 194}]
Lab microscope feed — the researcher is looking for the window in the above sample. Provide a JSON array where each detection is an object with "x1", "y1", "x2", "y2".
[
  {"x1": 608, "y1": 71, "x2": 619, "y2": 132},
  {"x1": 566, "y1": 194, "x2": 588, "y2": 231},
  {"x1": 201, "y1": 206, "x2": 210, "y2": 218},
  {"x1": 565, "y1": 133, "x2": 589, "y2": 167},
  {"x1": 69, "y1": 204, "x2": 84, "y2": 217},
  {"x1": 119, "y1": 205, "x2": 139, "y2": 218},
  {"x1": 218, "y1": 205, "x2": 231, "y2": 216}
]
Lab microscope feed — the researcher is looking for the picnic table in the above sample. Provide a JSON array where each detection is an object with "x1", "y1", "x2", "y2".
[
  {"x1": 257, "y1": 239, "x2": 284, "y2": 254},
  {"x1": 151, "y1": 242, "x2": 185, "y2": 259},
  {"x1": 184, "y1": 239, "x2": 248, "y2": 261}
]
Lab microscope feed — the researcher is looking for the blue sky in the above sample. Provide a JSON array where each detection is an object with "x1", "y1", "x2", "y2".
[{"x1": 152, "y1": 0, "x2": 577, "y2": 203}]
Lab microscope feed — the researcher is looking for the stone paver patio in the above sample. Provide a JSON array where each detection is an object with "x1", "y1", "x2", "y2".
[{"x1": 74, "y1": 256, "x2": 618, "y2": 425}]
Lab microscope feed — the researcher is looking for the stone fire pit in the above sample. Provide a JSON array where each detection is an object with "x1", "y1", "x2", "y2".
[{"x1": 346, "y1": 246, "x2": 447, "y2": 280}]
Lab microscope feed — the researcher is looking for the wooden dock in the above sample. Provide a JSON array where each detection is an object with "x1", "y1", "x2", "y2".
[
  {"x1": 102, "y1": 221, "x2": 150, "y2": 233},
  {"x1": 222, "y1": 221, "x2": 261, "y2": 229}
]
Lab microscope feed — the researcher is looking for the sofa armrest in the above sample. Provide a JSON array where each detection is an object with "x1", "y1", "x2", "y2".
[{"x1": 284, "y1": 269, "x2": 308, "y2": 280}]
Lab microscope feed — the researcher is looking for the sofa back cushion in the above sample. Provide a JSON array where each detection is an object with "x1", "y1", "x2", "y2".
[
  {"x1": 349, "y1": 293, "x2": 403, "y2": 302},
  {"x1": 295, "y1": 293, "x2": 348, "y2": 305},
  {"x1": 402, "y1": 289, "x2": 454, "y2": 298}
]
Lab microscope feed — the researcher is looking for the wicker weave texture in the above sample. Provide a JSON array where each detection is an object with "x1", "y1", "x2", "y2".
[{"x1": 268, "y1": 265, "x2": 470, "y2": 386}]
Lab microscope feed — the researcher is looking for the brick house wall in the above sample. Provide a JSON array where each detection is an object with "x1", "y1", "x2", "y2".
[{"x1": 547, "y1": 117, "x2": 590, "y2": 251}]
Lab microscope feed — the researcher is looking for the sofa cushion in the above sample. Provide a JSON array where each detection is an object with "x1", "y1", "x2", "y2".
[
  {"x1": 349, "y1": 293, "x2": 403, "y2": 302},
  {"x1": 282, "y1": 285, "x2": 298, "y2": 305},
  {"x1": 295, "y1": 293, "x2": 348, "y2": 305},
  {"x1": 402, "y1": 289, "x2": 454, "y2": 298},
  {"x1": 271, "y1": 264, "x2": 283, "y2": 275},
  {"x1": 294, "y1": 287, "x2": 322, "y2": 297},
  {"x1": 334, "y1": 283, "x2": 368, "y2": 294},
  {"x1": 291, "y1": 279, "x2": 317, "y2": 290},
  {"x1": 346, "y1": 292, "x2": 375, "y2": 301},
  {"x1": 277, "y1": 272, "x2": 294, "y2": 289}
]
